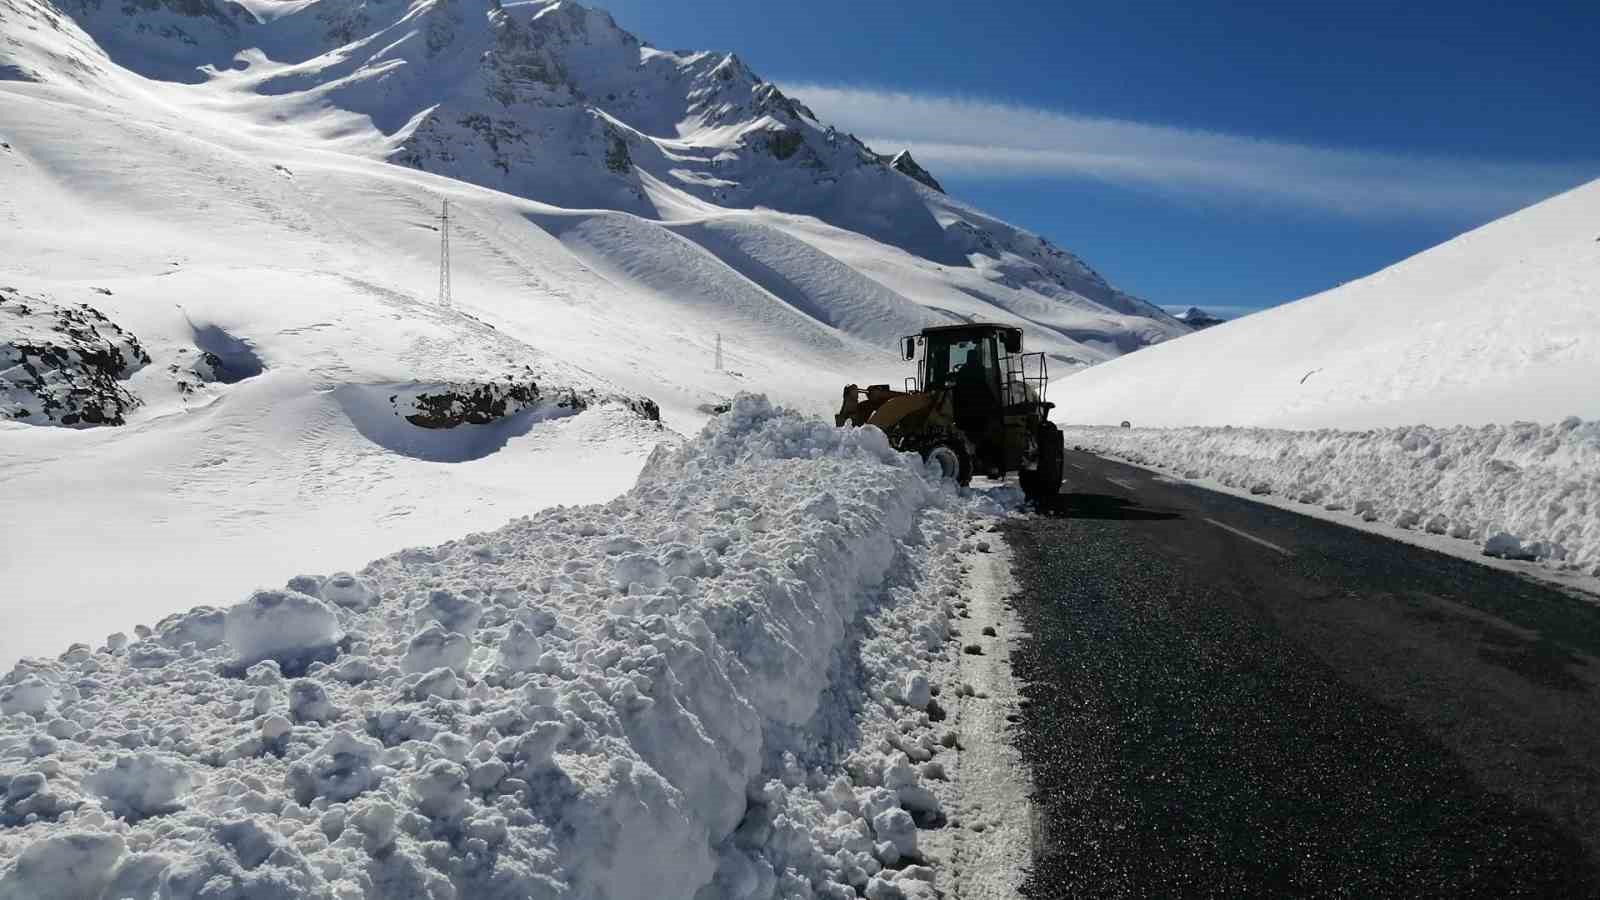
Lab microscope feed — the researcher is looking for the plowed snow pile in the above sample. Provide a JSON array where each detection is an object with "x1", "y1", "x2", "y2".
[
  {"x1": 0, "y1": 397, "x2": 1005, "y2": 899},
  {"x1": 1065, "y1": 420, "x2": 1600, "y2": 574}
]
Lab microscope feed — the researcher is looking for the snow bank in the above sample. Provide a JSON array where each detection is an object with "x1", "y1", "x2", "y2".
[
  {"x1": 1065, "y1": 419, "x2": 1600, "y2": 573},
  {"x1": 0, "y1": 396, "x2": 998, "y2": 899}
]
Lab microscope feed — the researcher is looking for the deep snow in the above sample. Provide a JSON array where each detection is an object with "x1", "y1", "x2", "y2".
[{"x1": 0, "y1": 397, "x2": 1021, "y2": 899}]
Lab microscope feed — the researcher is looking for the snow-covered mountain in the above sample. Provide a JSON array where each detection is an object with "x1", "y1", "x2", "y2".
[
  {"x1": 0, "y1": 0, "x2": 1184, "y2": 661},
  {"x1": 1171, "y1": 306, "x2": 1227, "y2": 330},
  {"x1": 2, "y1": 0, "x2": 1185, "y2": 364},
  {"x1": 1055, "y1": 178, "x2": 1600, "y2": 429}
]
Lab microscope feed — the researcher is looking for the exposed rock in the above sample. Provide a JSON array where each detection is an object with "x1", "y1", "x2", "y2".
[
  {"x1": 1, "y1": 288, "x2": 150, "y2": 426},
  {"x1": 399, "y1": 380, "x2": 543, "y2": 429},
  {"x1": 763, "y1": 128, "x2": 805, "y2": 161},
  {"x1": 886, "y1": 150, "x2": 944, "y2": 193},
  {"x1": 604, "y1": 131, "x2": 632, "y2": 174},
  {"x1": 1173, "y1": 306, "x2": 1227, "y2": 330},
  {"x1": 383, "y1": 372, "x2": 660, "y2": 430}
]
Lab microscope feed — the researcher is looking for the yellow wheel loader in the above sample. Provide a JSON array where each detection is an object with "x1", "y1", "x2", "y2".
[{"x1": 837, "y1": 323, "x2": 1064, "y2": 502}]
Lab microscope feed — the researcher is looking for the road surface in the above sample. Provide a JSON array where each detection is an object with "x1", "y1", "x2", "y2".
[{"x1": 1001, "y1": 450, "x2": 1600, "y2": 898}]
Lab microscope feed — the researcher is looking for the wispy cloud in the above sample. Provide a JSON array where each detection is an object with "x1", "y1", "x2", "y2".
[{"x1": 783, "y1": 84, "x2": 1597, "y2": 220}]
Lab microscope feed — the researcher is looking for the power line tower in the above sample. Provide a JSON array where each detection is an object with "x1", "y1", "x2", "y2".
[
  {"x1": 714, "y1": 332, "x2": 723, "y2": 371},
  {"x1": 437, "y1": 198, "x2": 452, "y2": 309}
]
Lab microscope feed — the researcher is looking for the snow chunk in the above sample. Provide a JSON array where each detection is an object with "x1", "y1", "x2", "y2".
[
  {"x1": 870, "y1": 807, "x2": 918, "y2": 860},
  {"x1": 415, "y1": 588, "x2": 482, "y2": 635},
  {"x1": 409, "y1": 760, "x2": 470, "y2": 820},
  {"x1": 224, "y1": 589, "x2": 341, "y2": 669},
  {"x1": 84, "y1": 753, "x2": 197, "y2": 821},
  {"x1": 287, "y1": 679, "x2": 335, "y2": 723},
  {"x1": 0, "y1": 674, "x2": 54, "y2": 717},
  {"x1": 409, "y1": 666, "x2": 463, "y2": 700},
  {"x1": 900, "y1": 670, "x2": 931, "y2": 710},
  {"x1": 0, "y1": 832, "x2": 125, "y2": 900},
  {"x1": 401, "y1": 623, "x2": 471, "y2": 674},
  {"x1": 286, "y1": 731, "x2": 383, "y2": 804},
  {"x1": 319, "y1": 572, "x2": 374, "y2": 609},
  {"x1": 611, "y1": 553, "x2": 664, "y2": 592},
  {"x1": 495, "y1": 620, "x2": 543, "y2": 672},
  {"x1": 154, "y1": 606, "x2": 227, "y2": 650},
  {"x1": 1484, "y1": 532, "x2": 1539, "y2": 561}
]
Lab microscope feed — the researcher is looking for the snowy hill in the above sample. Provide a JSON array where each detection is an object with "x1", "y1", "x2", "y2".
[
  {"x1": 1055, "y1": 178, "x2": 1600, "y2": 429},
  {"x1": 0, "y1": 0, "x2": 1182, "y2": 663}
]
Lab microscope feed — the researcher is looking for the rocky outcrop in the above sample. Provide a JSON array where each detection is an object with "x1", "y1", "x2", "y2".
[
  {"x1": 1, "y1": 287, "x2": 150, "y2": 426},
  {"x1": 886, "y1": 150, "x2": 944, "y2": 193},
  {"x1": 397, "y1": 379, "x2": 543, "y2": 429},
  {"x1": 388, "y1": 374, "x2": 659, "y2": 429}
]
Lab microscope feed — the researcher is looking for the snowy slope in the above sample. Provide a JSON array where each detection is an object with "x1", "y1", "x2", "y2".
[
  {"x1": 1053, "y1": 178, "x2": 1600, "y2": 429},
  {"x1": 0, "y1": 0, "x2": 1184, "y2": 663}
]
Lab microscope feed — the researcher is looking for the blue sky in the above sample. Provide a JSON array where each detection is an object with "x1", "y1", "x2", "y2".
[{"x1": 598, "y1": 0, "x2": 1599, "y2": 315}]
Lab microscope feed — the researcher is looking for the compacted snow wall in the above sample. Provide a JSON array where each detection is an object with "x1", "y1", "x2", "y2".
[
  {"x1": 1064, "y1": 420, "x2": 1600, "y2": 574},
  {"x1": 0, "y1": 396, "x2": 980, "y2": 900}
]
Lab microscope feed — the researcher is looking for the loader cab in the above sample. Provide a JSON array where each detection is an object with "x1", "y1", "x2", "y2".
[
  {"x1": 911, "y1": 325, "x2": 1025, "y2": 457},
  {"x1": 912, "y1": 324, "x2": 1021, "y2": 401}
]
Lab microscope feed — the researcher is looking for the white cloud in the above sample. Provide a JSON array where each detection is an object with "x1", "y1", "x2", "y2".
[{"x1": 783, "y1": 84, "x2": 1597, "y2": 220}]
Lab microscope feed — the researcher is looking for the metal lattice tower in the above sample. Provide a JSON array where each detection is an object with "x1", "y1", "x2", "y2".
[{"x1": 437, "y1": 199, "x2": 452, "y2": 308}]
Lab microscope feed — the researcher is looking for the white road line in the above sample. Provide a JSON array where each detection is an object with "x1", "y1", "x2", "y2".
[
  {"x1": 1204, "y1": 518, "x2": 1295, "y2": 557},
  {"x1": 1106, "y1": 476, "x2": 1139, "y2": 492}
]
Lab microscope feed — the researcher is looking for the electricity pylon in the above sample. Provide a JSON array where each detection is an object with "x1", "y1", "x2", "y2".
[{"x1": 437, "y1": 199, "x2": 452, "y2": 309}]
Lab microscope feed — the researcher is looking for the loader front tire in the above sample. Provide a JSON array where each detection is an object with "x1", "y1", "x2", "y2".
[
  {"x1": 1022, "y1": 422, "x2": 1064, "y2": 503},
  {"x1": 923, "y1": 441, "x2": 971, "y2": 487}
]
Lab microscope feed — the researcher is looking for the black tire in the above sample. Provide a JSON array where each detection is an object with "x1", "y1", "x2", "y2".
[
  {"x1": 1023, "y1": 422, "x2": 1064, "y2": 502},
  {"x1": 922, "y1": 440, "x2": 972, "y2": 487}
]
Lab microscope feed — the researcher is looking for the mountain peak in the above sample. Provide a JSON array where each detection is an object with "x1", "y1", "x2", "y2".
[
  {"x1": 1173, "y1": 307, "x2": 1226, "y2": 329},
  {"x1": 886, "y1": 150, "x2": 944, "y2": 193}
]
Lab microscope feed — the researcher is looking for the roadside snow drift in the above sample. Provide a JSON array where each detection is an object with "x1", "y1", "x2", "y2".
[
  {"x1": 1066, "y1": 419, "x2": 1600, "y2": 574},
  {"x1": 0, "y1": 398, "x2": 992, "y2": 899},
  {"x1": 1053, "y1": 177, "x2": 1600, "y2": 429}
]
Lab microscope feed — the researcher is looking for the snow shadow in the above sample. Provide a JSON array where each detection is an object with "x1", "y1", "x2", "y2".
[
  {"x1": 334, "y1": 384, "x2": 575, "y2": 463},
  {"x1": 190, "y1": 323, "x2": 265, "y2": 383}
]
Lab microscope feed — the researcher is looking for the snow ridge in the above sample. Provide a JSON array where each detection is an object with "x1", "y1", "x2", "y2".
[{"x1": 0, "y1": 397, "x2": 993, "y2": 899}]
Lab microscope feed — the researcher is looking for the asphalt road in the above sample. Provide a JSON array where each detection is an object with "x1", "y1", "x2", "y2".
[{"x1": 1001, "y1": 450, "x2": 1600, "y2": 898}]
